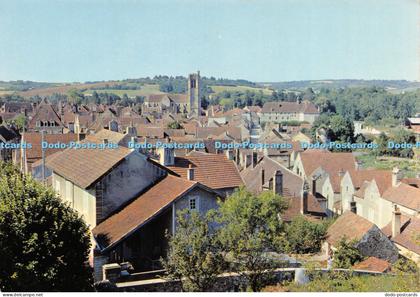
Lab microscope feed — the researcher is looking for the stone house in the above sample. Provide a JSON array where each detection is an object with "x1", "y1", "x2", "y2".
[
  {"x1": 325, "y1": 211, "x2": 399, "y2": 263},
  {"x1": 165, "y1": 150, "x2": 243, "y2": 198},
  {"x1": 28, "y1": 99, "x2": 64, "y2": 134},
  {"x1": 292, "y1": 150, "x2": 356, "y2": 216},
  {"x1": 92, "y1": 174, "x2": 220, "y2": 279},
  {"x1": 240, "y1": 155, "x2": 326, "y2": 222},
  {"x1": 259, "y1": 100, "x2": 319, "y2": 124},
  {"x1": 46, "y1": 140, "x2": 166, "y2": 228}
]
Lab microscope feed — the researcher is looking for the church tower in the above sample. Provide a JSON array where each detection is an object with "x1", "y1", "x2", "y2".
[{"x1": 187, "y1": 71, "x2": 201, "y2": 116}]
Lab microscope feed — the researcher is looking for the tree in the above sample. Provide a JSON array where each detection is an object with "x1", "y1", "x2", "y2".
[
  {"x1": 333, "y1": 238, "x2": 364, "y2": 269},
  {"x1": 216, "y1": 188, "x2": 288, "y2": 292},
  {"x1": 284, "y1": 216, "x2": 328, "y2": 254},
  {"x1": 14, "y1": 114, "x2": 27, "y2": 130},
  {"x1": 67, "y1": 89, "x2": 84, "y2": 105},
  {"x1": 167, "y1": 121, "x2": 183, "y2": 129},
  {"x1": 161, "y1": 210, "x2": 224, "y2": 292},
  {"x1": 0, "y1": 163, "x2": 93, "y2": 291}
]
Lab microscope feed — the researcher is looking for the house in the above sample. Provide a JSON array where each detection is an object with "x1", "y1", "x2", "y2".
[
  {"x1": 92, "y1": 174, "x2": 220, "y2": 279},
  {"x1": 28, "y1": 99, "x2": 64, "y2": 134},
  {"x1": 0, "y1": 125, "x2": 19, "y2": 161},
  {"x1": 381, "y1": 208, "x2": 420, "y2": 265},
  {"x1": 46, "y1": 137, "x2": 166, "y2": 228},
  {"x1": 165, "y1": 150, "x2": 243, "y2": 198},
  {"x1": 14, "y1": 132, "x2": 78, "y2": 175},
  {"x1": 351, "y1": 168, "x2": 420, "y2": 228},
  {"x1": 325, "y1": 211, "x2": 399, "y2": 263},
  {"x1": 293, "y1": 150, "x2": 356, "y2": 216},
  {"x1": 340, "y1": 169, "x2": 392, "y2": 218},
  {"x1": 406, "y1": 117, "x2": 420, "y2": 134},
  {"x1": 259, "y1": 100, "x2": 319, "y2": 124},
  {"x1": 240, "y1": 155, "x2": 326, "y2": 221}
]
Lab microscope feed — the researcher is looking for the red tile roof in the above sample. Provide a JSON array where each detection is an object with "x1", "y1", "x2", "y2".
[
  {"x1": 382, "y1": 183, "x2": 420, "y2": 211},
  {"x1": 262, "y1": 101, "x2": 319, "y2": 114},
  {"x1": 382, "y1": 216, "x2": 420, "y2": 255},
  {"x1": 326, "y1": 211, "x2": 374, "y2": 246},
  {"x1": 166, "y1": 151, "x2": 243, "y2": 190},
  {"x1": 46, "y1": 137, "x2": 132, "y2": 189},
  {"x1": 300, "y1": 152, "x2": 356, "y2": 193},
  {"x1": 352, "y1": 257, "x2": 391, "y2": 273},
  {"x1": 92, "y1": 175, "x2": 197, "y2": 250},
  {"x1": 22, "y1": 132, "x2": 78, "y2": 163},
  {"x1": 347, "y1": 169, "x2": 392, "y2": 195}
]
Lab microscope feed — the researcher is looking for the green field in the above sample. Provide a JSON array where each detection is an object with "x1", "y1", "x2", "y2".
[
  {"x1": 357, "y1": 153, "x2": 420, "y2": 178},
  {"x1": 0, "y1": 90, "x2": 15, "y2": 96},
  {"x1": 83, "y1": 84, "x2": 163, "y2": 97},
  {"x1": 210, "y1": 85, "x2": 273, "y2": 95}
]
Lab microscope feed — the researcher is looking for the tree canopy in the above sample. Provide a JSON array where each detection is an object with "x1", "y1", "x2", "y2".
[{"x1": 0, "y1": 163, "x2": 93, "y2": 292}]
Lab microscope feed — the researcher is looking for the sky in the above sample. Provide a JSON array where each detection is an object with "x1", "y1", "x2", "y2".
[{"x1": 0, "y1": 0, "x2": 418, "y2": 82}]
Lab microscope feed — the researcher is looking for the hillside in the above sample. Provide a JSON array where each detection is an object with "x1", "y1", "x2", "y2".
[
  {"x1": 264, "y1": 79, "x2": 420, "y2": 91},
  {"x1": 1, "y1": 78, "x2": 419, "y2": 99}
]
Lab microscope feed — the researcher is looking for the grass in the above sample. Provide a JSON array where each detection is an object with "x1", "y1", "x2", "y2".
[
  {"x1": 83, "y1": 84, "x2": 163, "y2": 97},
  {"x1": 210, "y1": 85, "x2": 273, "y2": 95},
  {"x1": 357, "y1": 153, "x2": 420, "y2": 178},
  {"x1": 0, "y1": 90, "x2": 15, "y2": 96},
  {"x1": 283, "y1": 273, "x2": 420, "y2": 292}
]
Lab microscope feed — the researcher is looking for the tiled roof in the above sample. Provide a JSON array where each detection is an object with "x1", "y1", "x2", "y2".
[
  {"x1": 348, "y1": 169, "x2": 392, "y2": 195},
  {"x1": 326, "y1": 211, "x2": 374, "y2": 246},
  {"x1": 0, "y1": 125, "x2": 18, "y2": 142},
  {"x1": 136, "y1": 125, "x2": 165, "y2": 138},
  {"x1": 241, "y1": 156, "x2": 303, "y2": 197},
  {"x1": 92, "y1": 175, "x2": 197, "y2": 250},
  {"x1": 195, "y1": 126, "x2": 242, "y2": 141},
  {"x1": 46, "y1": 138, "x2": 132, "y2": 189},
  {"x1": 22, "y1": 132, "x2": 78, "y2": 162},
  {"x1": 382, "y1": 216, "x2": 420, "y2": 255},
  {"x1": 92, "y1": 129, "x2": 127, "y2": 144},
  {"x1": 28, "y1": 100, "x2": 63, "y2": 128},
  {"x1": 382, "y1": 183, "x2": 420, "y2": 211},
  {"x1": 352, "y1": 257, "x2": 391, "y2": 273},
  {"x1": 282, "y1": 194, "x2": 326, "y2": 222},
  {"x1": 261, "y1": 101, "x2": 319, "y2": 114},
  {"x1": 401, "y1": 177, "x2": 420, "y2": 188},
  {"x1": 300, "y1": 151, "x2": 356, "y2": 193},
  {"x1": 166, "y1": 151, "x2": 243, "y2": 190}
]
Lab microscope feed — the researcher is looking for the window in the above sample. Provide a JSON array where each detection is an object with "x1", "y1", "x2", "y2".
[{"x1": 189, "y1": 197, "x2": 199, "y2": 211}]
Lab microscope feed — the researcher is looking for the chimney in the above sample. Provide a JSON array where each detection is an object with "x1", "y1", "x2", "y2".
[
  {"x1": 235, "y1": 149, "x2": 240, "y2": 165},
  {"x1": 158, "y1": 147, "x2": 174, "y2": 166},
  {"x1": 392, "y1": 167, "x2": 401, "y2": 187},
  {"x1": 391, "y1": 205, "x2": 401, "y2": 238},
  {"x1": 187, "y1": 164, "x2": 194, "y2": 181},
  {"x1": 338, "y1": 168, "x2": 345, "y2": 178},
  {"x1": 252, "y1": 151, "x2": 258, "y2": 168},
  {"x1": 311, "y1": 177, "x2": 317, "y2": 195},
  {"x1": 226, "y1": 149, "x2": 234, "y2": 161},
  {"x1": 245, "y1": 154, "x2": 252, "y2": 168},
  {"x1": 301, "y1": 181, "x2": 309, "y2": 215},
  {"x1": 350, "y1": 201, "x2": 357, "y2": 214},
  {"x1": 130, "y1": 136, "x2": 137, "y2": 148},
  {"x1": 261, "y1": 169, "x2": 265, "y2": 190},
  {"x1": 355, "y1": 160, "x2": 362, "y2": 170},
  {"x1": 273, "y1": 170, "x2": 283, "y2": 196},
  {"x1": 126, "y1": 125, "x2": 137, "y2": 136}
]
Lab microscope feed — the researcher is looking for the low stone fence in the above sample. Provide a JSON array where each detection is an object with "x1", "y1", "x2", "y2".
[{"x1": 111, "y1": 268, "x2": 386, "y2": 292}]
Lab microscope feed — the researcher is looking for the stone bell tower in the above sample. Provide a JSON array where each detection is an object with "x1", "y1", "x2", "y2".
[{"x1": 187, "y1": 71, "x2": 201, "y2": 117}]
